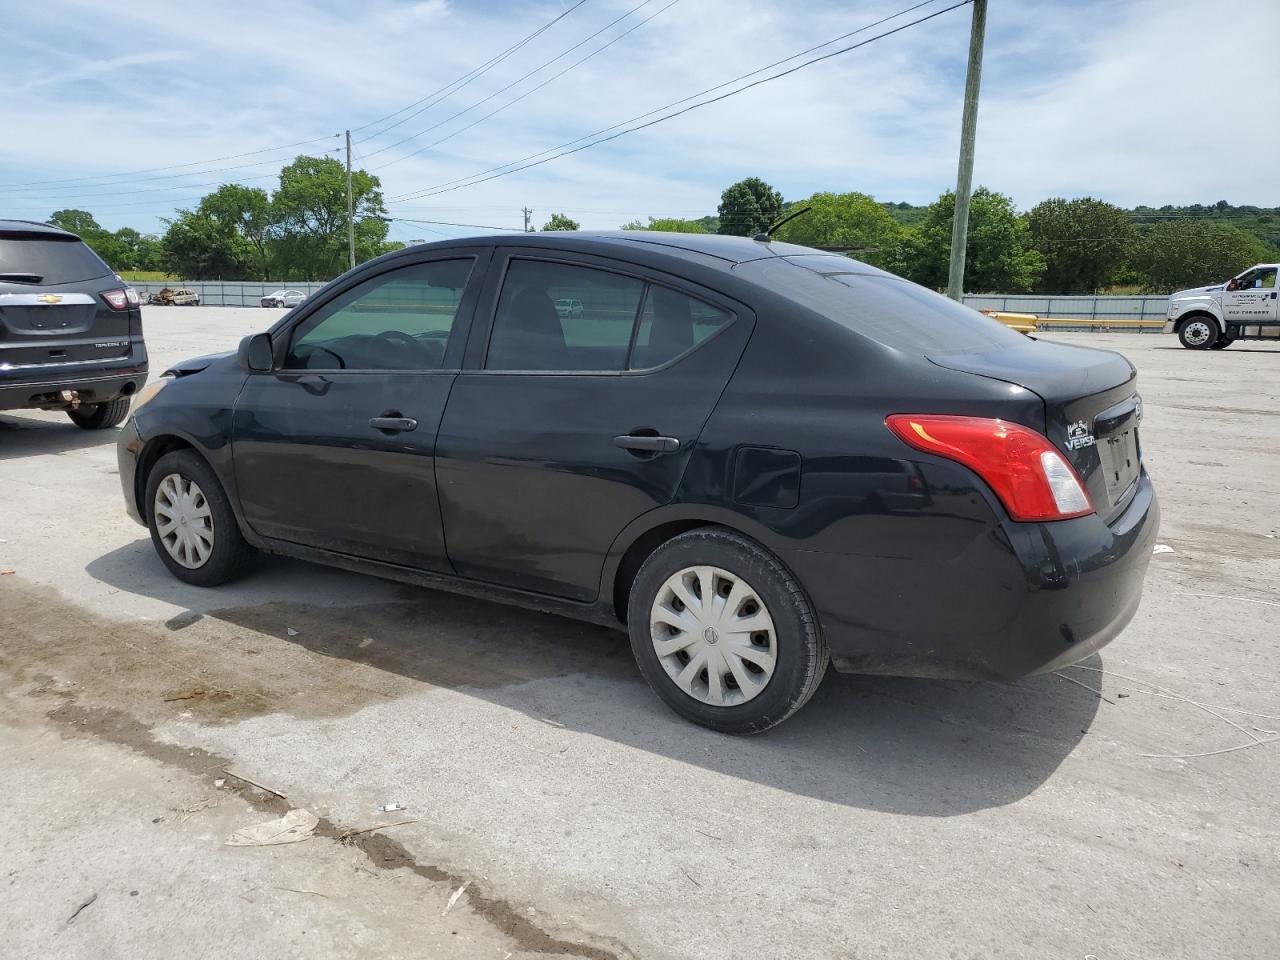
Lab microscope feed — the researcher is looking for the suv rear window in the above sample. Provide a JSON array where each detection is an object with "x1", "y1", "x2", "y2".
[
  {"x1": 738, "y1": 255, "x2": 1026, "y2": 354},
  {"x1": 0, "y1": 233, "x2": 113, "y2": 285}
]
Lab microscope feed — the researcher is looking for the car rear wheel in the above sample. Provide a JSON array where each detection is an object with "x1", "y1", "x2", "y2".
[
  {"x1": 626, "y1": 527, "x2": 828, "y2": 734},
  {"x1": 145, "y1": 450, "x2": 254, "y2": 586},
  {"x1": 67, "y1": 396, "x2": 132, "y2": 430},
  {"x1": 1178, "y1": 317, "x2": 1218, "y2": 349}
]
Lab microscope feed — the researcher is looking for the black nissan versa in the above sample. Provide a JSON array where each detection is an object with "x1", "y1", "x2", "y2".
[
  {"x1": 1, "y1": 220, "x2": 147, "y2": 428},
  {"x1": 116, "y1": 232, "x2": 1158, "y2": 733}
]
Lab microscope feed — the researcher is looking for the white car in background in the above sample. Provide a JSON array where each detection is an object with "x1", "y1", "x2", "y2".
[{"x1": 260, "y1": 289, "x2": 307, "y2": 309}]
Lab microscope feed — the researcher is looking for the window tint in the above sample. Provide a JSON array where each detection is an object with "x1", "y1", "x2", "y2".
[
  {"x1": 285, "y1": 259, "x2": 473, "y2": 370},
  {"x1": 738, "y1": 255, "x2": 1027, "y2": 354},
  {"x1": 631, "y1": 286, "x2": 731, "y2": 369},
  {"x1": 0, "y1": 233, "x2": 113, "y2": 284},
  {"x1": 487, "y1": 260, "x2": 644, "y2": 371}
]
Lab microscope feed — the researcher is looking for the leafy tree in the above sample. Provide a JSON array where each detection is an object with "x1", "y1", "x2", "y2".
[
  {"x1": 271, "y1": 155, "x2": 391, "y2": 278},
  {"x1": 48, "y1": 209, "x2": 102, "y2": 234},
  {"x1": 621, "y1": 217, "x2": 706, "y2": 233},
  {"x1": 198, "y1": 184, "x2": 275, "y2": 279},
  {"x1": 1026, "y1": 197, "x2": 1136, "y2": 293},
  {"x1": 161, "y1": 208, "x2": 252, "y2": 279},
  {"x1": 717, "y1": 177, "x2": 782, "y2": 237},
  {"x1": 885, "y1": 188, "x2": 1045, "y2": 293},
  {"x1": 772, "y1": 192, "x2": 902, "y2": 266},
  {"x1": 1129, "y1": 220, "x2": 1273, "y2": 292},
  {"x1": 541, "y1": 212, "x2": 580, "y2": 231}
]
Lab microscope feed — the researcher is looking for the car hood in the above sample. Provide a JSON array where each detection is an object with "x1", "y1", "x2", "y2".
[
  {"x1": 1170, "y1": 283, "x2": 1224, "y2": 301},
  {"x1": 163, "y1": 350, "x2": 233, "y2": 377}
]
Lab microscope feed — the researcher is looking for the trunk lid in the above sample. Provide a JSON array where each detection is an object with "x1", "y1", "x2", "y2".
[{"x1": 929, "y1": 340, "x2": 1141, "y2": 522}]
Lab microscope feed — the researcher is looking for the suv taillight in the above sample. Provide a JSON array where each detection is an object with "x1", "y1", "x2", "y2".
[
  {"x1": 886, "y1": 414, "x2": 1093, "y2": 521},
  {"x1": 102, "y1": 289, "x2": 129, "y2": 311}
]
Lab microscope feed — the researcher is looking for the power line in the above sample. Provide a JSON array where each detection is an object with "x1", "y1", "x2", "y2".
[
  {"x1": 389, "y1": 0, "x2": 962, "y2": 200},
  {"x1": 389, "y1": 215, "x2": 526, "y2": 232},
  {"x1": 352, "y1": 0, "x2": 592, "y2": 140},
  {"x1": 363, "y1": 0, "x2": 675, "y2": 169}
]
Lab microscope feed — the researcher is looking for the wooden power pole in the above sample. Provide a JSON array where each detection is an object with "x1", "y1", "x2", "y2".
[
  {"x1": 345, "y1": 130, "x2": 355, "y2": 271},
  {"x1": 946, "y1": 0, "x2": 987, "y2": 302},
  {"x1": 523, "y1": 206, "x2": 533, "y2": 233}
]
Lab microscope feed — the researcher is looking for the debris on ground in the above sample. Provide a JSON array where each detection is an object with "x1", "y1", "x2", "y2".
[
  {"x1": 222, "y1": 770, "x2": 287, "y2": 799},
  {"x1": 213, "y1": 778, "x2": 226, "y2": 788},
  {"x1": 286, "y1": 627, "x2": 299, "y2": 636},
  {"x1": 1, "y1": 569, "x2": 15, "y2": 576},
  {"x1": 1153, "y1": 543, "x2": 1175, "y2": 555},
  {"x1": 225, "y1": 809, "x2": 318, "y2": 846},
  {"x1": 378, "y1": 802, "x2": 406, "y2": 813},
  {"x1": 442, "y1": 880, "x2": 471, "y2": 915},
  {"x1": 66, "y1": 892, "x2": 97, "y2": 924},
  {"x1": 163, "y1": 686, "x2": 205, "y2": 702}
]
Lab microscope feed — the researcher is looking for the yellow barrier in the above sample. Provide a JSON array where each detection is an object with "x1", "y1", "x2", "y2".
[{"x1": 981, "y1": 309, "x2": 1164, "y2": 333}]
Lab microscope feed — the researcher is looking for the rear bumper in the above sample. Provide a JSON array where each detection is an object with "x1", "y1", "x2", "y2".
[
  {"x1": 802, "y1": 471, "x2": 1159, "y2": 681},
  {"x1": 0, "y1": 363, "x2": 148, "y2": 412}
]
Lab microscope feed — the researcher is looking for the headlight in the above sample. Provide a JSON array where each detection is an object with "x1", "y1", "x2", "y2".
[{"x1": 130, "y1": 376, "x2": 171, "y2": 415}]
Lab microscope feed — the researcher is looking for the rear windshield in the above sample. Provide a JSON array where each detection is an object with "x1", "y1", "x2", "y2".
[
  {"x1": 738, "y1": 255, "x2": 1027, "y2": 354},
  {"x1": 0, "y1": 233, "x2": 113, "y2": 285}
]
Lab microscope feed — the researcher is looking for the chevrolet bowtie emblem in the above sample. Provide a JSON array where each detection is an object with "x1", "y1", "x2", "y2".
[{"x1": 37, "y1": 294, "x2": 63, "y2": 304}]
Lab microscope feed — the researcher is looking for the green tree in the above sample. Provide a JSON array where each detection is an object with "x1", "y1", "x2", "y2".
[
  {"x1": 1026, "y1": 197, "x2": 1136, "y2": 293},
  {"x1": 160, "y1": 208, "x2": 252, "y2": 279},
  {"x1": 542, "y1": 212, "x2": 580, "y2": 231},
  {"x1": 198, "y1": 184, "x2": 275, "y2": 279},
  {"x1": 886, "y1": 188, "x2": 1045, "y2": 293},
  {"x1": 48, "y1": 209, "x2": 102, "y2": 234},
  {"x1": 620, "y1": 217, "x2": 706, "y2": 233},
  {"x1": 717, "y1": 177, "x2": 782, "y2": 237},
  {"x1": 1129, "y1": 220, "x2": 1273, "y2": 292},
  {"x1": 271, "y1": 155, "x2": 391, "y2": 278},
  {"x1": 772, "y1": 192, "x2": 902, "y2": 266}
]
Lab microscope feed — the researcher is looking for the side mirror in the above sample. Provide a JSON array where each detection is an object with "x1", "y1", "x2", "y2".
[{"x1": 238, "y1": 333, "x2": 273, "y2": 372}]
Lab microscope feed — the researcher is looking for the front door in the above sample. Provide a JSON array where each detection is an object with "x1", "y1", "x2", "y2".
[
  {"x1": 232, "y1": 253, "x2": 487, "y2": 570},
  {"x1": 436, "y1": 251, "x2": 753, "y2": 601},
  {"x1": 1222, "y1": 266, "x2": 1280, "y2": 330}
]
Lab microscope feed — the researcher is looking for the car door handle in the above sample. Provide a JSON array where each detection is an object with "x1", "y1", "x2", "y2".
[
  {"x1": 369, "y1": 416, "x2": 418, "y2": 433},
  {"x1": 613, "y1": 434, "x2": 680, "y2": 454}
]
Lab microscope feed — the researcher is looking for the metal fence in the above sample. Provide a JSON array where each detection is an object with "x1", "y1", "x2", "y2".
[
  {"x1": 131, "y1": 280, "x2": 1172, "y2": 327},
  {"x1": 962, "y1": 294, "x2": 1170, "y2": 326}
]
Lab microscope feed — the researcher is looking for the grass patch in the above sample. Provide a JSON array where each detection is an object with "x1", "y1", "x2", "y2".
[{"x1": 118, "y1": 270, "x2": 178, "y2": 282}]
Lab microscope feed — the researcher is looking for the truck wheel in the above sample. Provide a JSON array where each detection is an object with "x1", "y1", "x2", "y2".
[
  {"x1": 1178, "y1": 317, "x2": 1218, "y2": 349},
  {"x1": 67, "y1": 396, "x2": 132, "y2": 430},
  {"x1": 626, "y1": 527, "x2": 828, "y2": 735}
]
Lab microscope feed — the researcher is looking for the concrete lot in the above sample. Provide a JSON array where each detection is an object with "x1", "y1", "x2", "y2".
[{"x1": 2, "y1": 307, "x2": 1278, "y2": 960}]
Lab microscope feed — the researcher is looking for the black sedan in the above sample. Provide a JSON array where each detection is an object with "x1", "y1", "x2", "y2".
[{"x1": 117, "y1": 233, "x2": 1158, "y2": 733}]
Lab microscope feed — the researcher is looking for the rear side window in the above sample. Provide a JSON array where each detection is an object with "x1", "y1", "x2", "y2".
[
  {"x1": 487, "y1": 260, "x2": 644, "y2": 371},
  {"x1": 285, "y1": 258, "x2": 473, "y2": 370},
  {"x1": 739, "y1": 255, "x2": 1026, "y2": 354},
  {"x1": 0, "y1": 233, "x2": 113, "y2": 285},
  {"x1": 486, "y1": 259, "x2": 732, "y2": 372}
]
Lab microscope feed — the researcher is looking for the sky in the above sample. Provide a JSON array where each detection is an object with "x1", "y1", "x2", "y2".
[{"x1": 2, "y1": 0, "x2": 1276, "y2": 244}]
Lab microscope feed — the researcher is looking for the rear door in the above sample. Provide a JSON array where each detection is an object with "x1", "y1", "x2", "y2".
[
  {"x1": 0, "y1": 231, "x2": 134, "y2": 372},
  {"x1": 232, "y1": 252, "x2": 488, "y2": 570},
  {"x1": 436, "y1": 250, "x2": 753, "y2": 600}
]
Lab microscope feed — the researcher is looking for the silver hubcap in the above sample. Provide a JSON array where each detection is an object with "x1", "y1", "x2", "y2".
[
  {"x1": 154, "y1": 473, "x2": 214, "y2": 569},
  {"x1": 650, "y1": 565, "x2": 777, "y2": 707},
  {"x1": 1185, "y1": 321, "x2": 1212, "y2": 345}
]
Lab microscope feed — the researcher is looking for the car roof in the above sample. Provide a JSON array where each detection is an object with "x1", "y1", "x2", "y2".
[
  {"x1": 508, "y1": 230, "x2": 822, "y2": 265},
  {"x1": 0, "y1": 219, "x2": 79, "y2": 239}
]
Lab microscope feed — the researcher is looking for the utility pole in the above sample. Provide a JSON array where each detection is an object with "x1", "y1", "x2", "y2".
[
  {"x1": 522, "y1": 206, "x2": 533, "y2": 233},
  {"x1": 345, "y1": 130, "x2": 355, "y2": 271},
  {"x1": 945, "y1": 0, "x2": 987, "y2": 302}
]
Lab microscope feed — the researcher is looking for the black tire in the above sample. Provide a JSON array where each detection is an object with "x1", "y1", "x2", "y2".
[
  {"x1": 67, "y1": 396, "x2": 132, "y2": 430},
  {"x1": 626, "y1": 527, "x2": 828, "y2": 734},
  {"x1": 1178, "y1": 316, "x2": 1218, "y2": 349},
  {"x1": 144, "y1": 450, "x2": 255, "y2": 587}
]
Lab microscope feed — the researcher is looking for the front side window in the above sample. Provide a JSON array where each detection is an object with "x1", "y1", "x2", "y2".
[{"x1": 285, "y1": 259, "x2": 473, "y2": 370}]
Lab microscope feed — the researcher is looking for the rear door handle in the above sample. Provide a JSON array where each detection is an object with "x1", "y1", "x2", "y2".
[
  {"x1": 369, "y1": 416, "x2": 418, "y2": 433},
  {"x1": 613, "y1": 434, "x2": 680, "y2": 453}
]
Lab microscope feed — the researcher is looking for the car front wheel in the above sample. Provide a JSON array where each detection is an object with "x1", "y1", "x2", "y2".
[
  {"x1": 67, "y1": 396, "x2": 132, "y2": 430},
  {"x1": 626, "y1": 527, "x2": 828, "y2": 734},
  {"x1": 145, "y1": 450, "x2": 254, "y2": 586},
  {"x1": 1179, "y1": 317, "x2": 1218, "y2": 349}
]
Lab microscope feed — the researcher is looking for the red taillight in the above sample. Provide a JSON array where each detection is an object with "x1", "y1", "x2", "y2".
[
  {"x1": 102, "y1": 289, "x2": 129, "y2": 311},
  {"x1": 886, "y1": 414, "x2": 1093, "y2": 521}
]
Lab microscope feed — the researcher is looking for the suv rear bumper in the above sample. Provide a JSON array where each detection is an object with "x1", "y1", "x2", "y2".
[
  {"x1": 0, "y1": 363, "x2": 148, "y2": 412},
  {"x1": 798, "y1": 470, "x2": 1159, "y2": 681}
]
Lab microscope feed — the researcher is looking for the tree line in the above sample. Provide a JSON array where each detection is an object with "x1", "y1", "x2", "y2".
[
  {"x1": 49, "y1": 155, "x2": 402, "y2": 281},
  {"x1": 43, "y1": 160, "x2": 1278, "y2": 293}
]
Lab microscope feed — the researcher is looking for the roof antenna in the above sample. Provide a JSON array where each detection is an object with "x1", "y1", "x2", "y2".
[{"x1": 754, "y1": 205, "x2": 811, "y2": 242}]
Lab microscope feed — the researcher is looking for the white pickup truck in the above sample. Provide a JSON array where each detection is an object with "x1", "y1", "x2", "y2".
[{"x1": 1164, "y1": 263, "x2": 1279, "y2": 349}]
